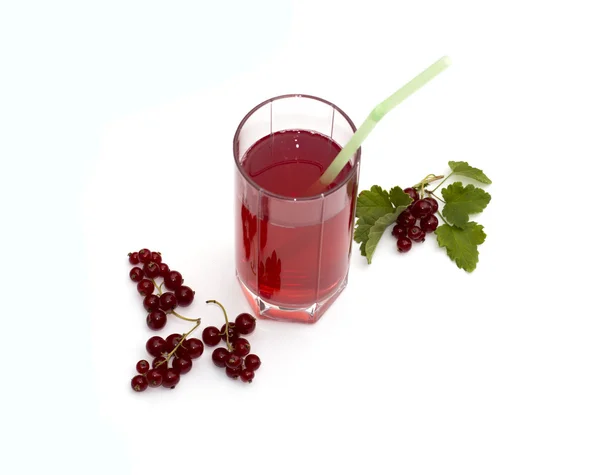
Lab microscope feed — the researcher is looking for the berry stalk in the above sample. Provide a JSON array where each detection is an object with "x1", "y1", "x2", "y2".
[
  {"x1": 411, "y1": 174, "x2": 445, "y2": 191},
  {"x1": 154, "y1": 318, "x2": 201, "y2": 370},
  {"x1": 425, "y1": 189, "x2": 445, "y2": 203},
  {"x1": 206, "y1": 299, "x2": 233, "y2": 351},
  {"x1": 430, "y1": 172, "x2": 453, "y2": 193},
  {"x1": 151, "y1": 278, "x2": 197, "y2": 322},
  {"x1": 436, "y1": 211, "x2": 450, "y2": 226},
  {"x1": 152, "y1": 279, "x2": 164, "y2": 294}
]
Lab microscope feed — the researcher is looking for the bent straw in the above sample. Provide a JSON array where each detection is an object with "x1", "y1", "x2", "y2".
[{"x1": 314, "y1": 56, "x2": 451, "y2": 191}]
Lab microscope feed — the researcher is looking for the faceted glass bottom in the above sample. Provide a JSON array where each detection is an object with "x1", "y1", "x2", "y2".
[{"x1": 236, "y1": 272, "x2": 349, "y2": 324}]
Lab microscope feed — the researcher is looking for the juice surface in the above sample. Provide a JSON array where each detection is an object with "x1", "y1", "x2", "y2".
[{"x1": 240, "y1": 129, "x2": 350, "y2": 197}]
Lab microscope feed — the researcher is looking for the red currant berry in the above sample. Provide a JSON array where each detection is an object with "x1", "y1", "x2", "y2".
[
  {"x1": 226, "y1": 366, "x2": 242, "y2": 379},
  {"x1": 397, "y1": 236, "x2": 412, "y2": 253},
  {"x1": 175, "y1": 286, "x2": 194, "y2": 307},
  {"x1": 396, "y1": 210, "x2": 416, "y2": 228},
  {"x1": 136, "y1": 360, "x2": 150, "y2": 374},
  {"x1": 143, "y1": 294, "x2": 160, "y2": 312},
  {"x1": 234, "y1": 313, "x2": 256, "y2": 335},
  {"x1": 420, "y1": 215, "x2": 439, "y2": 233},
  {"x1": 164, "y1": 271, "x2": 183, "y2": 290},
  {"x1": 221, "y1": 324, "x2": 238, "y2": 343},
  {"x1": 146, "y1": 310, "x2": 167, "y2": 331},
  {"x1": 128, "y1": 252, "x2": 140, "y2": 264},
  {"x1": 226, "y1": 354, "x2": 243, "y2": 369},
  {"x1": 423, "y1": 197, "x2": 438, "y2": 213},
  {"x1": 172, "y1": 355, "x2": 193, "y2": 374},
  {"x1": 138, "y1": 249, "x2": 152, "y2": 264},
  {"x1": 212, "y1": 348, "x2": 230, "y2": 368},
  {"x1": 152, "y1": 357, "x2": 169, "y2": 373},
  {"x1": 403, "y1": 187, "x2": 420, "y2": 203},
  {"x1": 407, "y1": 226, "x2": 426, "y2": 243},
  {"x1": 162, "y1": 368, "x2": 180, "y2": 388},
  {"x1": 244, "y1": 354, "x2": 261, "y2": 372},
  {"x1": 185, "y1": 338, "x2": 204, "y2": 359},
  {"x1": 143, "y1": 261, "x2": 161, "y2": 279},
  {"x1": 137, "y1": 279, "x2": 154, "y2": 296},
  {"x1": 131, "y1": 375, "x2": 148, "y2": 392},
  {"x1": 159, "y1": 292, "x2": 178, "y2": 311},
  {"x1": 412, "y1": 199, "x2": 433, "y2": 218},
  {"x1": 240, "y1": 369, "x2": 255, "y2": 383},
  {"x1": 202, "y1": 326, "x2": 221, "y2": 346},
  {"x1": 232, "y1": 338, "x2": 251, "y2": 357},
  {"x1": 392, "y1": 224, "x2": 407, "y2": 238},
  {"x1": 150, "y1": 252, "x2": 162, "y2": 264},
  {"x1": 146, "y1": 336, "x2": 166, "y2": 357},
  {"x1": 165, "y1": 333, "x2": 183, "y2": 353},
  {"x1": 158, "y1": 263, "x2": 170, "y2": 278},
  {"x1": 130, "y1": 267, "x2": 144, "y2": 282},
  {"x1": 146, "y1": 369, "x2": 163, "y2": 388},
  {"x1": 175, "y1": 340, "x2": 190, "y2": 359}
]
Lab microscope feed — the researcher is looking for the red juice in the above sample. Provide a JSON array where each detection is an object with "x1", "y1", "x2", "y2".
[
  {"x1": 235, "y1": 129, "x2": 358, "y2": 320},
  {"x1": 241, "y1": 130, "x2": 350, "y2": 198}
]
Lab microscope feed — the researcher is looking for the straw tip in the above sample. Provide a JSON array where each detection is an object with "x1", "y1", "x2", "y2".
[{"x1": 440, "y1": 56, "x2": 452, "y2": 67}]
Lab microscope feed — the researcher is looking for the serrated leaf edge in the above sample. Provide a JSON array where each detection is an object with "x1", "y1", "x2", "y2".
[
  {"x1": 448, "y1": 161, "x2": 492, "y2": 184},
  {"x1": 435, "y1": 222, "x2": 486, "y2": 272},
  {"x1": 365, "y1": 206, "x2": 407, "y2": 264},
  {"x1": 441, "y1": 182, "x2": 491, "y2": 229}
]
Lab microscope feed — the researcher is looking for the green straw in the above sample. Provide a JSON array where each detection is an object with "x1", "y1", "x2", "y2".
[{"x1": 316, "y1": 56, "x2": 451, "y2": 189}]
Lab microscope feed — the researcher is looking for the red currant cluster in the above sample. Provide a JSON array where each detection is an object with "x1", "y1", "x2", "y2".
[
  {"x1": 128, "y1": 248, "x2": 195, "y2": 330},
  {"x1": 202, "y1": 302, "x2": 261, "y2": 383},
  {"x1": 131, "y1": 331, "x2": 204, "y2": 391},
  {"x1": 128, "y1": 250, "x2": 261, "y2": 391},
  {"x1": 128, "y1": 248, "x2": 204, "y2": 392},
  {"x1": 392, "y1": 188, "x2": 439, "y2": 253}
]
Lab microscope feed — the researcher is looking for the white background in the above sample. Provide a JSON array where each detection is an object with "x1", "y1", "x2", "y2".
[{"x1": 1, "y1": 1, "x2": 599, "y2": 474}]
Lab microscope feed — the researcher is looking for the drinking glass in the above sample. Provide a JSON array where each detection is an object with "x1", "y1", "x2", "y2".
[{"x1": 233, "y1": 94, "x2": 361, "y2": 323}]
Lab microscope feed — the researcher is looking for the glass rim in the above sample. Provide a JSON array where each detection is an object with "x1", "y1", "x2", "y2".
[{"x1": 233, "y1": 93, "x2": 361, "y2": 202}]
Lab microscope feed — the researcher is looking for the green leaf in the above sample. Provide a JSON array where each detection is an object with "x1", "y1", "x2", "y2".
[
  {"x1": 449, "y1": 161, "x2": 492, "y2": 184},
  {"x1": 435, "y1": 222, "x2": 486, "y2": 272},
  {"x1": 354, "y1": 216, "x2": 376, "y2": 244},
  {"x1": 389, "y1": 186, "x2": 413, "y2": 208},
  {"x1": 365, "y1": 206, "x2": 407, "y2": 264},
  {"x1": 441, "y1": 182, "x2": 491, "y2": 228},
  {"x1": 353, "y1": 185, "x2": 412, "y2": 263},
  {"x1": 356, "y1": 185, "x2": 394, "y2": 221}
]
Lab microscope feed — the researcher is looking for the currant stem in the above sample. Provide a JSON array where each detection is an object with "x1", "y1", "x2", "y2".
[
  {"x1": 206, "y1": 299, "x2": 233, "y2": 351},
  {"x1": 152, "y1": 278, "x2": 197, "y2": 322},
  {"x1": 431, "y1": 172, "x2": 453, "y2": 193},
  {"x1": 426, "y1": 190, "x2": 445, "y2": 203},
  {"x1": 181, "y1": 319, "x2": 201, "y2": 339},
  {"x1": 155, "y1": 319, "x2": 201, "y2": 369},
  {"x1": 437, "y1": 211, "x2": 450, "y2": 226},
  {"x1": 152, "y1": 279, "x2": 164, "y2": 296},
  {"x1": 169, "y1": 310, "x2": 199, "y2": 323},
  {"x1": 412, "y1": 174, "x2": 445, "y2": 190}
]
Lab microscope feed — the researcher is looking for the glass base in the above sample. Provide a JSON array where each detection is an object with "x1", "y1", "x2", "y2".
[{"x1": 236, "y1": 274, "x2": 348, "y2": 324}]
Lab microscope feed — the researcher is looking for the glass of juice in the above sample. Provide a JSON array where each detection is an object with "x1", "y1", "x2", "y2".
[{"x1": 233, "y1": 94, "x2": 361, "y2": 323}]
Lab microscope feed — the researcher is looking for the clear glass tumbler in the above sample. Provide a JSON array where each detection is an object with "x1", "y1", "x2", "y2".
[{"x1": 233, "y1": 94, "x2": 360, "y2": 323}]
